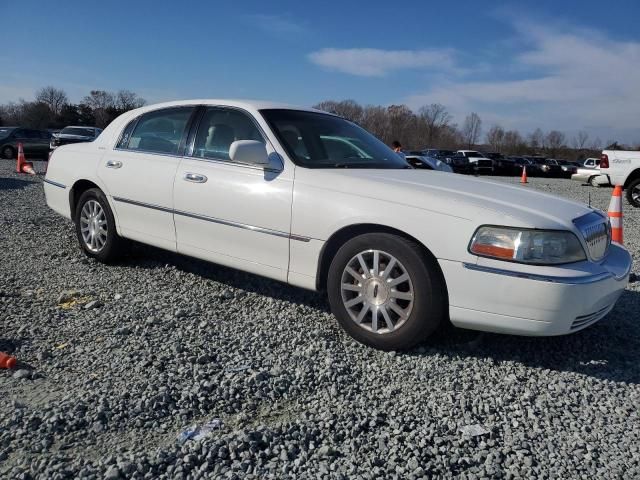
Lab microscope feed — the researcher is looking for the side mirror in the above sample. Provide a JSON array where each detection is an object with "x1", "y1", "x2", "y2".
[{"x1": 229, "y1": 140, "x2": 269, "y2": 166}]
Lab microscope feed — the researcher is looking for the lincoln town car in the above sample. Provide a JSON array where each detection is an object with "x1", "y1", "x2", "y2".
[{"x1": 43, "y1": 100, "x2": 632, "y2": 350}]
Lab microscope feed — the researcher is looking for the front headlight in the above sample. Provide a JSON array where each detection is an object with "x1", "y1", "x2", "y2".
[{"x1": 469, "y1": 226, "x2": 586, "y2": 265}]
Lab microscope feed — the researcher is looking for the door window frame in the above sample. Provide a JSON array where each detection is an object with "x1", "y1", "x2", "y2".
[
  {"x1": 114, "y1": 106, "x2": 199, "y2": 158},
  {"x1": 184, "y1": 105, "x2": 281, "y2": 172}
]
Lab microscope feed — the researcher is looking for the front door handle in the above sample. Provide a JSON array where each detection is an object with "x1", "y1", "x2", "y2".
[
  {"x1": 184, "y1": 172, "x2": 207, "y2": 183},
  {"x1": 106, "y1": 160, "x2": 122, "y2": 169}
]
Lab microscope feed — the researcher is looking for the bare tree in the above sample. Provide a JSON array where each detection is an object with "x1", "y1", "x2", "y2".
[
  {"x1": 360, "y1": 105, "x2": 390, "y2": 142},
  {"x1": 462, "y1": 112, "x2": 482, "y2": 149},
  {"x1": 313, "y1": 99, "x2": 365, "y2": 125},
  {"x1": 417, "y1": 103, "x2": 451, "y2": 147},
  {"x1": 502, "y1": 130, "x2": 524, "y2": 155},
  {"x1": 590, "y1": 137, "x2": 602, "y2": 151},
  {"x1": 485, "y1": 124, "x2": 505, "y2": 151},
  {"x1": 572, "y1": 130, "x2": 589, "y2": 150},
  {"x1": 545, "y1": 130, "x2": 565, "y2": 157},
  {"x1": 35, "y1": 86, "x2": 69, "y2": 115},
  {"x1": 528, "y1": 128, "x2": 545, "y2": 152},
  {"x1": 387, "y1": 104, "x2": 417, "y2": 147},
  {"x1": 115, "y1": 90, "x2": 146, "y2": 111},
  {"x1": 81, "y1": 90, "x2": 116, "y2": 128}
]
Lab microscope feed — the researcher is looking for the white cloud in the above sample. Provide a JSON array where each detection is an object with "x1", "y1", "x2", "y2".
[
  {"x1": 308, "y1": 48, "x2": 456, "y2": 76},
  {"x1": 404, "y1": 20, "x2": 640, "y2": 142}
]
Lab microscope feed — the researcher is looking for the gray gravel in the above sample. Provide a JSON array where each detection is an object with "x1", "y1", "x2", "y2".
[{"x1": 1, "y1": 161, "x2": 639, "y2": 479}]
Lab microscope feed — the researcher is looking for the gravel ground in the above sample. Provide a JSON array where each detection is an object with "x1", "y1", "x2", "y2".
[{"x1": 1, "y1": 160, "x2": 639, "y2": 479}]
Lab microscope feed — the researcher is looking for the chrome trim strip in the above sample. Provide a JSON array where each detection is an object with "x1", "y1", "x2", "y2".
[
  {"x1": 112, "y1": 196, "x2": 173, "y2": 214},
  {"x1": 43, "y1": 179, "x2": 66, "y2": 189},
  {"x1": 462, "y1": 262, "x2": 613, "y2": 284},
  {"x1": 112, "y1": 196, "x2": 310, "y2": 242}
]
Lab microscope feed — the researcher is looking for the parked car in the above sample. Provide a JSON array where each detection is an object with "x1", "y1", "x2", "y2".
[
  {"x1": 404, "y1": 153, "x2": 454, "y2": 173},
  {"x1": 571, "y1": 158, "x2": 608, "y2": 186},
  {"x1": 420, "y1": 149, "x2": 474, "y2": 174},
  {"x1": 546, "y1": 159, "x2": 578, "y2": 178},
  {"x1": 43, "y1": 99, "x2": 631, "y2": 350},
  {"x1": 600, "y1": 147, "x2": 640, "y2": 207},
  {"x1": 456, "y1": 150, "x2": 494, "y2": 174},
  {"x1": 0, "y1": 127, "x2": 52, "y2": 159},
  {"x1": 482, "y1": 152, "x2": 517, "y2": 175},
  {"x1": 524, "y1": 156, "x2": 565, "y2": 177},
  {"x1": 50, "y1": 126, "x2": 103, "y2": 151}
]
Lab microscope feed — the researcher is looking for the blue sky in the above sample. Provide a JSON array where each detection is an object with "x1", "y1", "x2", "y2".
[{"x1": 3, "y1": 0, "x2": 640, "y2": 143}]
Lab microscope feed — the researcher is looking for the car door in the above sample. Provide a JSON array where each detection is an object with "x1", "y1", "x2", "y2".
[
  {"x1": 11, "y1": 129, "x2": 29, "y2": 154},
  {"x1": 97, "y1": 106, "x2": 197, "y2": 251},
  {"x1": 173, "y1": 106, "x2": 293, "y2": 282}
]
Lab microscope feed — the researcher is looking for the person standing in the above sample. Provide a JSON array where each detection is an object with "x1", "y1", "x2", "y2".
[{"x1": 391, "y1": 140, "x2": 406, "y2": 161}]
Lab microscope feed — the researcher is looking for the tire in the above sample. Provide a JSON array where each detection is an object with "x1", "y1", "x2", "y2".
[
  {"x1": 2, "y1": 146, "x2": 15, "y2": 159},
  {"x1": 588, "y1": 176, "x2": 598, "y2": 187},
  {"x1": 327, "y1": 233, "x2": 447, "y2": 351},
  {"x1": 626, "y1": 178, "x2": 640, "y2": 208},
  {"x1": 74, "y1": 188, "x2": 124, "y2": 262}
]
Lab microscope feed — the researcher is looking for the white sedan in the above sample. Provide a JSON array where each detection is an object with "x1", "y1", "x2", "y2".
[{"x1": 44, "y1": 100, "x2": 632, "y2": 350}]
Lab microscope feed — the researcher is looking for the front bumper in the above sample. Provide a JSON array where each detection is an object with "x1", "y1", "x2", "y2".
[{"x1": 440, "y1": 243, "x2": 632, "y2": 336}]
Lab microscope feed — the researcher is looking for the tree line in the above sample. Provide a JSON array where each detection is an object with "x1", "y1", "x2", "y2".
[
  {"x1": 1, "y1": 88, "x2": 632, "y2": 159},
  {"x1": 0, "y1": 86, "x2": 146, "y2": 130},
  {"x1": 313, "y1": 99, "x2": 617, "y2": 160}
]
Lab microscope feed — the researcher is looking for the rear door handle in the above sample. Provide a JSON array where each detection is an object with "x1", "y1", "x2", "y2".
[
  {"x1": 106, "y1": 160, "x2": 122, "y2": 169},
  {"x1": 184, "y1": 172, "x2": 207, "y2": 183}
]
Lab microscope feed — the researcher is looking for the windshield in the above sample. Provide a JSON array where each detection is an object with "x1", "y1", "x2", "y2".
[
  {"x1": 61, "y1": 127, "x2": 95, "y2": 136},
  {"x1": 260, "y1": 109, "x2": 409, "y2": 169},
  {"x1": 0, "y1": 128, "x2": 15, "y2": 138}
]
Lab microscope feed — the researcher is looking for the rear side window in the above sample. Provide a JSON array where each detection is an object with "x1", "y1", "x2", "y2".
[
  {"x1": 193, "y1": 107, "x2": 264, "y2": 161},
  {"x1": 123, "y1": 107, "x2": 194, "y2": 155}
]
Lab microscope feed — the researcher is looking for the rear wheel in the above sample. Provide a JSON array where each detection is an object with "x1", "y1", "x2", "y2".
[
  {"x1": 626, "y1": 178, "x2": 640, "y2": 208},
  {"x1": 74, "y1": 188, "x2": 125, "y2": 262},
  {"x1": 327, "y1": 233, "x2": 447, "y2": 350},
  {"x1": 588, "y1": 176, "x2": 599, "y2": 187},
  {"x1": 2, "y1": 146, "x2": 15, "y2": 159}
]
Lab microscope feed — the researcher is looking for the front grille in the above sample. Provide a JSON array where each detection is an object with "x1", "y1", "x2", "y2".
[
  {"x1": 571, "y1": 304, "x2": 614, "y2": 331},
  {"x1": 477, "y1": 160, "x2": 493, "y2": 169},
  {"x1": 573, "y1": 212, "x2": 610, "y2": 261}
]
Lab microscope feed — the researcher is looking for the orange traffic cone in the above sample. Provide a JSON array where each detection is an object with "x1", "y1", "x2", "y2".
[
  {"x1": 608, "y1": 185, "x2": 623, "y2": 245},
  {"x1": 0, "y1": 352, "x2": 17, "y2": 369},
  {"x1": 21, "y1": 162, "x2": 36, "y2": 175},
  {"x1": 15, "y1": 142, "x2": 25, "y2": 173},
  {"x1": 520, "y1": 165, "x2": 528, "y2": 184}
]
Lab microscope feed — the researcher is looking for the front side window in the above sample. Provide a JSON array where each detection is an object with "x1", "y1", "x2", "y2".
[
  {"x1": 125, "y1": 107, "x2": 194, "y2": 155},
  {"x1": 261, "y1": 109, "x2": 409, "y2": 169},
  {"x1": 193, "y1": 108, "x2": 264, "y2": 161}
]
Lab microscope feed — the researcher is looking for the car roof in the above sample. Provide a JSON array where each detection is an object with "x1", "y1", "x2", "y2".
[{"x1": 129, "y1": 99, "x2": 325, "y2": 114}]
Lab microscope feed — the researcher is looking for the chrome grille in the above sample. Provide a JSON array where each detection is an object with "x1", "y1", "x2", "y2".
[{"x1": 573, "y1": 212, "x2": 610, "y2": 261}]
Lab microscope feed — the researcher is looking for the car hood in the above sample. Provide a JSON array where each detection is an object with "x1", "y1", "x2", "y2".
[{"x1": 297, "y1": 168, "x2": 595, "y2": 230}]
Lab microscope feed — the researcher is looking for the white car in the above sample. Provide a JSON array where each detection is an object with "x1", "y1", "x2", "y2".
[
  {"x1": 456, "y1": 150, "x2": 494, "y2": 174},
  {"x1": 571, "y1": 158, "x2": 609, "y2": 186},
  {"x1": 43, "y1": 100, "x2": 632, "y2": 350}
]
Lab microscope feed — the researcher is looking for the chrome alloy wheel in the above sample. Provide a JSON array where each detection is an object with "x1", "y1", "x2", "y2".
[
  {"x1": 340, "y1": 249, "x2": 414, "y2": 334},
  {"x1": 632, "y1": 184, "x2": 640, "y2": 204},
  {"x1": 79, "y1": 200, "x2": 108, "y2": 253}
]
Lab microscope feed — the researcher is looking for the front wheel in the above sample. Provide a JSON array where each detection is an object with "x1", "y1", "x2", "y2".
[
  {"x1": 74, "y1": 188, "x2": 125, "y2": 262},
  {"x1": 626, "y1": 178, "x2": 640, "y2": 208},
  {"x1": 2, "y1": 146, "x2": 15, "y2": 159},
  {"x1": 327, "y1": 233, "x2": 447, "y2": 350}
]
